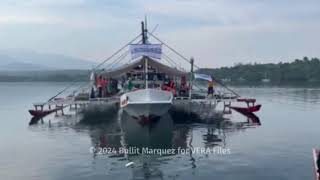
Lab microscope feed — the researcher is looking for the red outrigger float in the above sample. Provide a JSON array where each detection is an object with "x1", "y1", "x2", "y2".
[
  {"x1": 230, "y1": 104, "x2": 261, "y2": 114},
  {"x1": 229, "y1": 98, "x2": 262, "y2": 115},
  {"x1": 28, "y1": 109, "x2": 56, "y2": 118},
  {"x1": 28, "y1": 101, "x2": 65, "y2": 119}
]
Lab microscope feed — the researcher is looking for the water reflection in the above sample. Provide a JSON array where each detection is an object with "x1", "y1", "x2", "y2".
[
  {"x1": 81, "y1": 109, "x2": 260, "y2": 179},
  {"x1": 27, "y1": 107, "x2": 261, "y2": 180}
]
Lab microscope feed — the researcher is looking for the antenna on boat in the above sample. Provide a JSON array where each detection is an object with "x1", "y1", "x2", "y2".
[
  {"x1": 141, "y1": 19, "x2": 148, "y2": 44},
  {"x1": 141, "y1": 19, "x2": 149, "y2": 89},
  {"x1": 141, "y1": 21, "x2": 146, "y2": 44},
  {"x1": 145, "y1": 15, "x2": 148, "y2": 32}
]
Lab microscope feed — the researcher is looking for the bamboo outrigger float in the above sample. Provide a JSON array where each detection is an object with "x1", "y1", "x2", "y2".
[{"x1": 28, "y1": 20, "x2": 262, "y2": 122}]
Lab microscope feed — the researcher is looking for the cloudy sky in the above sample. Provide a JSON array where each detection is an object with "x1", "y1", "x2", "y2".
[{"x1": 0, "y1": 0, "x2": 320, "y2": 68}]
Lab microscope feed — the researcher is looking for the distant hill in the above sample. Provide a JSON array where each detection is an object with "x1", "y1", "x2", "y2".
[
  {"x1": 0, "y1": 62, "x2": 50, "y2": 71},
  {"x1": 0, "y1": 49, "x2": 96, "y2": 71},
  {"x1": 198, "y1": 57, "x2": 320, "y2": 85}
]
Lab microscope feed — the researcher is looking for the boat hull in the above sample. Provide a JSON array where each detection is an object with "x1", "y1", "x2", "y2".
[
  {"x1": 120, "y1": 89, "x2": 173, "y2": 118},
  {"x1": 124, "y1": 103, "x2": 172, "y2": 118}
]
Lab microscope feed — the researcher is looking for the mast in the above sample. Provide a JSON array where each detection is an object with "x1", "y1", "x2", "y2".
[
  {"x1": 141, "y1": 21, "x2": 148, "y2": 89},
  {"x1": 141, "y1": 21, "x2": 146, "y2": 44}
]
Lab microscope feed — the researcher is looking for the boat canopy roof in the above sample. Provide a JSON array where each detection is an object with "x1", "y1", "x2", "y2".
[{"x1": 100, "y1": 57, "x2": 187, "y2": 78}]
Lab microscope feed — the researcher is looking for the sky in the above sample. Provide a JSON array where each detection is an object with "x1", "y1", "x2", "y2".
[{"x1": 0, "y1": 0, "x2": 320, "y2": 68}]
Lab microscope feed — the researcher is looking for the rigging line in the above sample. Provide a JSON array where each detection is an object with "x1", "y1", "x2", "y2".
[
  {"x1": 212, "y1": 77, "x2": 240, "y2": 97},
  {"x1": 162, "y1": 53, "x2": 185, "y2": 71},
  {"x1": 162, "y1": 55, "x2": 185, "y2": 72},
  {"x1": 162, "y1": 56, "x2": 176, "y2": 68},
  {"x1": 101, "y1": 39, "x2": 143, "y2": 72},
  {"x1": 48, "y1": 82, "x2": 80, "y2": 102},
  {"x1": 102, "y1": 50, "x2": 130, "y2": 71},
  {"x1": 193, "y1": 83, "x2": 207, "y2": 93},
  {"x1": 109, "y1": 51, "x2": 130, "y2": 70},
  {"x1": 147, "y1": 32, "x2": 200, "y2": 69},
  {"x1": 150, "y1": 24, "x2": 159, "y2": 33},
  {"x1": 70, "y1": 51, "x2": 130, "y2": 96},
  {"x1": 72, "y1": 40, "x2": 140, "y2": 95},
  {"x1": 148, "y1": 32, "x2": 240, "y2": 97},
  {"x1": 93, "y1": 33, "x2": 141, "y2": 70},
  {"x1": 192, "y1": 77, "x2": 240, "y2": 97},
  {"x1": 47, "y1": 33, "x2": 142, "y2": 102},
  {"x1": 162, "y1": 53, "x2": 178, "y2": 67}
]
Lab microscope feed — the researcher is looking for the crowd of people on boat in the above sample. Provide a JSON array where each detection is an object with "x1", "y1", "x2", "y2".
[
  {"x1": 90, "y1": 76, "x2": 119, "y2": 98},
  {"x1": 90, "y1": 73, "x2": 215, "y2": 98}
]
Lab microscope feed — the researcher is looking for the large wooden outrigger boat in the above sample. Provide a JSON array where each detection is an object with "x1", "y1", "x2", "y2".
[
  {"x1": 28, "y1": 20, "x2": 262, "y2": 122},
  {"x1": 101, "y1": 56, "x2": 186, "y2": 118}
]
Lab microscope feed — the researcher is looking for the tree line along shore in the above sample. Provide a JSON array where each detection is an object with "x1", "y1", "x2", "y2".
[
  {"x1": 199, "y1": 57, "x2": 320, "y2": 86},
  {"x1": 0, "y1": 57, "x2": 320, "y2": 86}
]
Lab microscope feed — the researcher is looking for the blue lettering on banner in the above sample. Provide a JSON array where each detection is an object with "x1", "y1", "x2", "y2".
[{"x1": 130, "y1": 44, "x2": 162, "y2": 60}]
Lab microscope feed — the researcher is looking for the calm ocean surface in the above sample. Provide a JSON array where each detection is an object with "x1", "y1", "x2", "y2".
[{"x1": 0, "y1": 82, "x2": 320, "y2": 180}]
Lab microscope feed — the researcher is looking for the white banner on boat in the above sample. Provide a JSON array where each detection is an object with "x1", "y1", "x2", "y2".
[
  {"x1": 194, "y1": 73, "x2": 212, "y2": 81},
  {"x1": 130, "y1": 44, "x2": 162, "y2": 60}
]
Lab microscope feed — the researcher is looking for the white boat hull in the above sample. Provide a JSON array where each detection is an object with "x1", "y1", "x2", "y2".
[{"x1": 120, "y1": 89, "x2": 173, "y2": 117}]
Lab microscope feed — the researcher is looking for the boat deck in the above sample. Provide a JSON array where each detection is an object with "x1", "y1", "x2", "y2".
[{"x1": 33, "y1": 93, "x2": 237, "y2": 108}]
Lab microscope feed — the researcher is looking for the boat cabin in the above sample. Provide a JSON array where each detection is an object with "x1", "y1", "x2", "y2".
[{"x1": 99, "y1": 57, "x2": 189, "y2": 97}]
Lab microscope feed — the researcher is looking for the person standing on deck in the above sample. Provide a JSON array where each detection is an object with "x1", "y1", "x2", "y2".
[
  {"x1": 179, "y1": 76, "x2": 188, "y2": 96},
  {"x1": 107, "y1": 78, "x2": 113, "y2": 96},
  {"x1": 207, "y1": 80, "x2": 214, "y2": 98},
  {"x1": 127, "y1": 78, "x2": 133, "y2": 91},
  {"x1": 90, "y1": 71, "x2": 96, "y2": 98},
  {"x1": 97, "y1": 76, "x2": 103, "y2": 98},
  {"x1": 169, "y1": 79, "x2": 177, "y2": 96},
  {"x1": 101, "y1": 77, "x2": 107, "y2": 97}
]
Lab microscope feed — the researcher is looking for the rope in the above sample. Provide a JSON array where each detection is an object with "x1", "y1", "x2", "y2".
[
  {"x1": 148, "y1": 31, "x2": 240, "y2": 97},
  {"x1": 162, "y1": 53, "x2": 185, "y2": 71},
  {"x1": 47, "y1": 33, "x2": 142, "y2": 102},
  {"x1": 109, "y1": 51, "x2": 130, "y2": 70},
  {"x1": 103, "y1": 39, "x2": 142, "y2": 72},
  {"x1": 93, "y1": 34, "x2": 141, "y2": 70},
  {"x1": 212, "y1": 77, "x2": 240, "y2": 97},
  {"x1": 162, "y1": 57, "x2": 175, "y2": 68},
  {"x1": 102, "y1": 50, "x2": 130, "y2": 71},
  {"x1": 148, "y1": 32, "x2": 200, "y2": 69}
]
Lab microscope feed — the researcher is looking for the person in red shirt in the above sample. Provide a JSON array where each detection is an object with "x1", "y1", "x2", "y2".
[
  {"x1": 169, "y1": 79, "x2": 177, "y2": 96},
  {"x1": 179, "y1": 76, "x2": 188, "y2": 96},
  {"x1": 96, "y1": 76, "x2": 103, "y2": 98}
]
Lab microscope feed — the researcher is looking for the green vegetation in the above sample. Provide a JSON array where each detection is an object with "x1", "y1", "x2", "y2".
[
  {"x1": 199, "y1": 57, "x2": 320, "y2": 86},
  {"x1": 1, "y1": 57, "x2": 320, "y2": 86}
]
